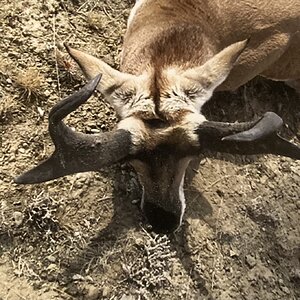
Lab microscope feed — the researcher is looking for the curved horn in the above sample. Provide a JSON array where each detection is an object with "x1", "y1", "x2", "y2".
[
  {"x1": 14, "y1": 75, "x2": 134, "y2": 184},
  {"x1": 196, "y1": 112, "x2": 300, "y2": 159}
]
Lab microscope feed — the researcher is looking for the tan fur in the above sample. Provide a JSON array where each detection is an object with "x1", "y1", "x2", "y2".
[
  {"x1": 65, "y1": 0, "x2": 300, "y2": 231},
  {"x1": 122, "y1": 0, "x2": 300, "y2": 90}
]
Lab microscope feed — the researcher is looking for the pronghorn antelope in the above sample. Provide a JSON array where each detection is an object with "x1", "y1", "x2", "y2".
[{"x1": 15, "y1": 0, "x2": 300, "y2": 233}]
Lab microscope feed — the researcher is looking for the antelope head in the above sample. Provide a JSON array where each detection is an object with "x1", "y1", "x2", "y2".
[{"x1": 15, "y1": 41, "x2": 300, "y2": 233}]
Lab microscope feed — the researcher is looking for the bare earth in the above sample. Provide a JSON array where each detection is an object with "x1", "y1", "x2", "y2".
[{"x1": 0, "y1": 0, "x2": 299, "y2": 299}]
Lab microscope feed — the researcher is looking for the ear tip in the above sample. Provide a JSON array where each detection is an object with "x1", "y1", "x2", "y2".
[
  {"x1": 64, "y1": 43, "x2": 79, "y2": 58},
  {"x1": 64, "y1": 42, "x2": 72, "y2": 54},
  {"x1": 236, "y1": 39, "x2": 250, "y2": 52},
  {"x1": 244, "y1": 37, "x2": 251, "y2": 46}
]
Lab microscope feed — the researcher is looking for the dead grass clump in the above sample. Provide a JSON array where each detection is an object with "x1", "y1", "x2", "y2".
[
  {"x1": 15, "y1": 67, "x2": 45, "y2": 101},
  {"x1": 87, "y1": 12, "x2": 108, "y2": 32},
  {"x1": 23, "y1": 192, "x2": 62, "y2": 237},
  {"x1": 124, "y1": 234, "x2": 176, "y2": 290}
]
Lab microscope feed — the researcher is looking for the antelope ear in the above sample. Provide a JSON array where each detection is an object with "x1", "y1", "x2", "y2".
[
  {"x1": 181, "y1": 39, "x2": 248, "y2": 99},
  {"x1": 65, "y1": 44, "x2": 136, "y2": 97}
]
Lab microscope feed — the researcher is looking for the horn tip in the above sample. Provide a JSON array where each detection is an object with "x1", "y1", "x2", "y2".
[
  {"x1": 64, "y1": 43, "x2": 77, "y2": 58},
  {"x1": 14, "y1": 174, "x2": 28, "y2": 184},
  {"x1": 64, "y1": 42, "x2": 71, "y2": 53}
]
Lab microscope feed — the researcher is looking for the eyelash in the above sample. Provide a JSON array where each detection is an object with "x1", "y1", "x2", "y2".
[{"x1": 114, "y1": 91, "x2": 134, "y2": 104}]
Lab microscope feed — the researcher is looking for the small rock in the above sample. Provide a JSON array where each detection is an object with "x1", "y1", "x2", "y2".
[
  {"x1": 46, "y1": 255, "x2": 56, "y2": 263},
  {"x1": 72, "y1": 274, "x2": 85, "y2": 281},
  {"x1": 44, "y1": 89, "x2": 51, "y2": 97},
  {"x1": 37, "y1": 106, "x2": 44, "y2": 117},
  {"x1": 229, "y1": 249, "x2": 239, "y2": 258},
  {"x1": 260, "y1": 175, "x2": 268, "y2": 184},
  {"x1": 281, "y1": 286, "x2": 290, "y2": 295},
  {"x1": 102, "y1": 286, "x2": 110, "y2": 297},
  {"x1": 245, "y1": 255, "x2": 256, "y2": 268},
  {"x1": 90, "y1": 129, "x2": 100, "y2": 133},
  {"x1": 47, "y1": 264, "x2": 57, "y2": 271},
  {"x1": 13, "y1": 211, "x2": 24, "y2": 226},
  {"x1": 18, "y1": 148, "x2": 25, "y2": 154},
  {"x1": 84, "y1": 285, "x2": 100, "y2": 300},
  {"x1": 120, "y1": 295, "x2": 136, "y2": 300}
]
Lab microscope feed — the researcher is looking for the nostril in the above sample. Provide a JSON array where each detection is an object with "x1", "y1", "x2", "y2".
[{"x1": 143, "y1": 202, "x2": 180, "y2": 234}]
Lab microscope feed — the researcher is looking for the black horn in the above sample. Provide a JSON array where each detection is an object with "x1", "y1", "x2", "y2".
[
  {"x1": 196, "y1": 112, "x2": 300, "y2": 159},
  {"x1": 14, "y1": 75, "x2": 134, "y2": 184}
]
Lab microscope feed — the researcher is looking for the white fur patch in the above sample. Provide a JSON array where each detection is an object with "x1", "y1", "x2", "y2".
[
  {"x1": 178, "y1": 171, "x2": 187, "y2": 227},
  {"x1": 180, "y1": 113, "x2": 207, "y2": 146},
  {"x1": 117, "y1": 117, "x2": 147, "y2": 152}
]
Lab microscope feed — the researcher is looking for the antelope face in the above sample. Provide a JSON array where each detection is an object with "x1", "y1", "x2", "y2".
[
  {"x1": 14, "y1": 41, "x2": 300, "y2": 233},
  {"x1": 130, "y1": 139, "x2": 197, "y2": 233}
]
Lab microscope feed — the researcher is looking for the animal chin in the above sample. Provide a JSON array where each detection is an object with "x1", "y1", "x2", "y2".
[{"x1": 143, "y1": 201, "x2": 181, "y2": 234}]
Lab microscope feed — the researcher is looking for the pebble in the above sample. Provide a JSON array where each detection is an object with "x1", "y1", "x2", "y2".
[
  {"x1": 229, "y1": 249, "x2": 239, "y2": 258},
  {"x1": 13, "y1": 211, "x2": 24, "y2": 226},
  {"x1": 84, "y1": 285, "x2": 100, "y2": 300},
  {"x1": 37, "y1": 106, "x2": 44, "y2": 117},
  {"x1": 281, "y1": 286, "x2": 290, "y2": 295},
  {"x1": 102, "y1": 286, "x2": 110, "y2": 297},
  {"x1": 46, "y1": 255, "x2": 56, "y2": 263},
  {"x1": 120, "y1": 295, "x2": 136, "y2": 300},
  {"x1": 90, "y1": 128, "x2": 100, "y2": 133},
  {"x1": 47, "y1": 264, "x2": 57, "y2": 271},
  {"x1": 72, "y1": 274, "x2": 85, "y2": 281},
  {"x1": 245, "y1": 255, "x2": 257, "y2": 268}
]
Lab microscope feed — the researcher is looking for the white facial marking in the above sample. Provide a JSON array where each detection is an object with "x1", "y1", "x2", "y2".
[
  {"x1": 174, "y1": 157, "x2": 192, "y2": 231},
  {"x1": 117, "y1": 117, "x2": 147, "y2": 152},
  {"x1": 180, "y1": 113, "x2": 207, "y2": 146},
  {"x1": 140, "y1": 185, "x2": 145, "y2": 209},
  {"x1": 178, "y1": 171, "x2": 186, "y2": 227}
]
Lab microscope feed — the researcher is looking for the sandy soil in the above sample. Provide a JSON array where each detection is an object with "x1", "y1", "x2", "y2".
[{"x1": 0, "y1": 0, "x2": 299, "y2": 299}]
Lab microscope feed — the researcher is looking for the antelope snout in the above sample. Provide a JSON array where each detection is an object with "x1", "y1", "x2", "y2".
[{"x1": 142, "y1": 201, "x2": 181, "y2": 234}]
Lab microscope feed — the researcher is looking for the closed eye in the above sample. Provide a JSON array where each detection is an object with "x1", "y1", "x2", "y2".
[
  {"x1": 183, "y1": 87, "x2": 203, "y2": 98},
  {"x1": 114, "y1": 90, "x2": 135, "y2": 104}
]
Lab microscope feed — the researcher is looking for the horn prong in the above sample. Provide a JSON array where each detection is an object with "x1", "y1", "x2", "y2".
[
  {"x1": 196, "y1": 112, "x2": 300, "y2": 160},
  {"x1": 14, "y1": 76, "x2": 134, "y2": 184}
]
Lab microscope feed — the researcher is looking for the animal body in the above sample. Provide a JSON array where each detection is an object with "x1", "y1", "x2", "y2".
[{"x1": 15, "y1": 0, "x2": 300, "y2": 233}]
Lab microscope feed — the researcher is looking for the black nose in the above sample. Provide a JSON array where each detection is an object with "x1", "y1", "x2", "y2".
[{"x1": 143, "y1": 202, "x2": 180, "y2": 234}]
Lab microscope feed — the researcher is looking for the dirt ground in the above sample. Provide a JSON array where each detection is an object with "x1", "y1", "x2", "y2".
[{"x1": 0, "y1": 0, "x2": 299, "y2": 299}]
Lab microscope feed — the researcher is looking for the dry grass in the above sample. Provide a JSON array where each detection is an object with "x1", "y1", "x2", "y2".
[
  {"x1": 124, "y1": 232, "x2": 176, "y2": 291},
  {"x1": 15, "y1": 67, "x2": 45, "y2": 101},
  {"x1": 87, "y1": 11, "x2": 109, "y2": 32}
]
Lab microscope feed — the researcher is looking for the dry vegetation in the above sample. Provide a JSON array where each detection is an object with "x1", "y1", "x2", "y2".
[
  {"x1": 0, "y1": 0, "x2": 299, "y2": 299},
  {"x1": 15, "y1": 67, "x2": 46, "y2": 101}
]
